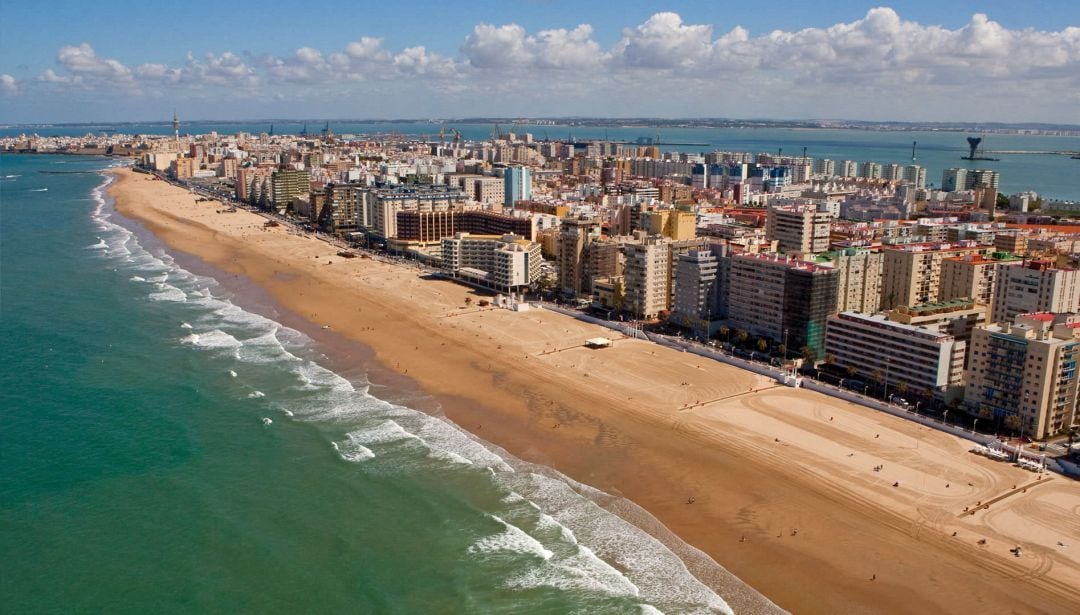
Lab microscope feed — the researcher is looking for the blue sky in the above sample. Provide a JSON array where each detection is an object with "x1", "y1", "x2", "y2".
[{"x1": 2, "y1": 1, "x2": 1079, "y2": 123}]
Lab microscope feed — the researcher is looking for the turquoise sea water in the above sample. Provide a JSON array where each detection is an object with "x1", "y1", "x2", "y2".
[
  {"x1": 3, "y1": 121, "x2": 1079, "y2": 200},
  {"x1": 0, "y1": 154, "x2": 737, "y2": 613}
]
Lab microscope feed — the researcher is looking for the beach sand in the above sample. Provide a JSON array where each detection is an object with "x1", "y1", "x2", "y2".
[{"x1": 110, "y1": 168, "x2": 1080, "y2": 614}]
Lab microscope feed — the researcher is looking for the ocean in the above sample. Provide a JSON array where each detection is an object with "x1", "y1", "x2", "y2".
[
  {"x1": 2, "y1": 121, "x2": 1079, "y2": 201},
  {"x1": 0, "y1": 154, "x2": 740, "y2": 613}
]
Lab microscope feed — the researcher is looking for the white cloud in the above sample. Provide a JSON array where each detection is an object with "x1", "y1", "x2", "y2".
[
  {"x1": 1, "y1": 73, "x2": 17, "y2": 95},
  {"x1": 19, "y1": 10, "x2": 1080, "y2": 122},
  {"x1": 462, "y1": 23, "x2": 603, "y2": 69}
]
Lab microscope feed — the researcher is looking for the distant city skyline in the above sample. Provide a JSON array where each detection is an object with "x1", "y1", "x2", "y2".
[{"x1": 1, "y1": 1, "x2": 1078, "y2": 124}]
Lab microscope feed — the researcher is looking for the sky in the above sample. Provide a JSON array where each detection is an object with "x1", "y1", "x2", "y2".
[{"x1": 1, "y1": 0, "x2": 1079, "y2": 124}]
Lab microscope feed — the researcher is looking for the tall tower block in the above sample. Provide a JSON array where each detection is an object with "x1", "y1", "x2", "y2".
[{"x1": 172, "y1": 111, "x2": 180, "y2": 144}]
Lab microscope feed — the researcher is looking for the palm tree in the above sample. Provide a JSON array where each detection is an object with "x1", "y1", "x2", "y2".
[
  {"x1": 871, "y1": 369, "x2": 884, "y2": 386},
  {"x1": 718, "y1": 325, "x2": 730, "y2": 343},
  {"x1": 846, "y1": 365, "x2": 859, "y2": 378},
  {"x1": 824, "y1": 353, "x2": 836, "y2": 365},
  {"x1": 896, "y1": 381, "x2": 908, "y2": 396},
  {"x1": 777, "y1": 343, "x2": 787, "y2": 358},
  {"x1": 735, "y1": 329, "x2": 749, "y2": 346},
  {"x1": 1004, "y1": 414, "x2": 1021, "y2": 436},
  {"x1": 757, "y1": 338, "x2": 769, "y2": 352},
  {"x1": 800, "y1": 345, "x2": 817, "y2": 364}
]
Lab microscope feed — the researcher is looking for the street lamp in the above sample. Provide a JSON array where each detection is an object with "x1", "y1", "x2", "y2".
[
  {"x1": 973, "y1": 418, "x2": 979, "y2": 434},
  {"x1": 943, "y1": 409, "x2": 949, "y2": 425}
]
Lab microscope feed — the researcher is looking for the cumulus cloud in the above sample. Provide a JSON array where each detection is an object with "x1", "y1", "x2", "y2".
[
  {"x1": 20, "y1": 9, "x2": 1080, "y2": 121},
  {"x1": 462, "y1": 23, "x2": 604, "y2": 69},
  {"x1": 1, "y1": 73, "x2": 17, "y2": 95}
]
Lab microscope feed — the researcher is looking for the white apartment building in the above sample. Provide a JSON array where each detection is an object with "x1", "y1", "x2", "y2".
[
  {"x1": 825, "y1": 312, "x2": 967, "y2": 400},
  {"x1": 441, "y1": 233, "x2": 541, "y2": 291},
  {"x1": 990, "y1": 260, "x2": 1080, "y2": 323}
]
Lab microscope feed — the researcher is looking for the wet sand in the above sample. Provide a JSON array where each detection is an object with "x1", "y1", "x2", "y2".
[{"x1": 110, "y1": 168, "x2": 1080, "y2": 614}]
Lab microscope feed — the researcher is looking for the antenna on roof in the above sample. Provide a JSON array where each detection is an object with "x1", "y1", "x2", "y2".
[{"x1": 912, "y1": 141, "x2": 917, "y2": 161}]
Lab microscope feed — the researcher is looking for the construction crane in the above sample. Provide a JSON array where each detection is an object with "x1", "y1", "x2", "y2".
[
  {"x1": 452, "y1": 129, "x2": 462, "y2": 146},
  {"x1": 438, "y1": 124, "x2": 446, "y2": 145},
  {"x1": 491, "y1": 123, "x2": 502, "y2": 141}
]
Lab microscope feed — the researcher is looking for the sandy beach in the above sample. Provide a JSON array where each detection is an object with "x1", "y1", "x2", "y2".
[{"x1": 110, "y1": 168, "x2": 1080, "y2": 614}]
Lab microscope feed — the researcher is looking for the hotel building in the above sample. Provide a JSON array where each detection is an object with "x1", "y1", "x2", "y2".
[{"x1": 825, "y1": 311, "x2": 967, "y2": 400}]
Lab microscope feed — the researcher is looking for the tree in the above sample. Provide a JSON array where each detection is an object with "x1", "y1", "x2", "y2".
[
  {"x1": 800, "y1": 345, "x2": 817, "y2": 364},
  {"x1": 718, "y1": 325, "x2": 730, "y2": 343},
  {"x1": 846, "y1": 365, "x2": 859, "y2": 378},
  {"x1": 777, "y1": 343, "x2": 788, "y2": 358},
  {"x1": 824, "y1": 353, "x2": 836, "y2": 365},
  {"x1": 757, "y1": 338, "x2": 769, "y2": 352},
  {"x1": 1004, "y1": 414, "x2": 1021, "y2": 435},
  {"x1": 735, "y1": 329, "x2": 749, "y2": 345},
  {"x1": 895, "y1": 381, "x2": 908, "y2": 396},
  {"x1": 871, "y1": 369, "x2": 884, "y2": 385}
]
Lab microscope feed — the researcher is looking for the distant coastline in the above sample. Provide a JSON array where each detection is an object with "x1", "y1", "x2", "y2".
[{"x1": 4, "y1": 117, "x2": 1079, "y2": 137}]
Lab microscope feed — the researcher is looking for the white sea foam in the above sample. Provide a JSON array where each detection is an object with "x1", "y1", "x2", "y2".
[
  {"x1": 468, "y1": 515, "x2": 554, "y2": 561},
  {"x1": 181, "y1": 329, "x2": 242, "y2": 350},
  {"x1": 227, "y1": 370, "x2": 238, "y2": 378},
  {"x1": 332, "y1": 440, "x2": 376, "y2": 463},
  {"x1": 82, "y1": 171, "x2": 734, "y2": 614},
  {"x1": 130, "y1": 276, "x2": 147, "y2": 282},
  {"x1": 180, "y1": 322, "x2": 193, "y2": 329},
  {"x1": 5, "y1": 174, "x2": 20, "y2": 178},
  {"x1": 248, "y1": 391, "x2": 265, "y2": 399},
  {"x1": 86, "y1": 239, "x2": 108, "y2": 250},
  {"x1": 148, "y1": 284, "x2": 188, "y2": 302},
  {"x1": 30, "y1": 187, "x2": 48, "y2": 192}
]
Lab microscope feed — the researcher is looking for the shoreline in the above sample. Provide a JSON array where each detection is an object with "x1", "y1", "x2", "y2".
[{"x1": 107, "y1": 166, "x2": 1080, "y2": 614}]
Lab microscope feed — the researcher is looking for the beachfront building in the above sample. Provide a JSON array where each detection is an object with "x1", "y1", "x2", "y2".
[
  {"x1": 270, "y1": 169, "x2": 310, "y2": 213},
  {"x1": 368, "y1": 185, "x2": 468, "y2": 240},
  {"x1": 671, "y1": 248, "x2": 721, "y2": 334},
  {"x1": 765, "y1": 204, "x2": 832, "y2": 256},
  {"x1": 623, "y1": 236, "x2": 673, "y2": 320},
  {"x1": 939, "y1": 253, "x2": 1021, "y2": 305},
  {"x1": 964, "y1": 313, "x2": 1080, "y2": 440},
  {"x1": 819, "y1": 247, "x2": 883, "y2": 314},
  {"x1": 557, "y1": 217, "x2": 602, "y2": 297},
  {"x1": 825, "y1": 312, "x2": 967, "y2": 400},
  {"x1": 319, "y1": 183, "x2": 371, "y2": 235},
  {"x1": 726, "y1": 253, "x2": 839, "y2": 359},
  {"x1": 440, "y1": 233, "x2": 541, "y2": 291},
  {"x1": 887, "y1": 300, "x2": 988, "y2": 346},
  {"x1": 503, "y1": 166, "x2": 531, "y2": 209},
  {"x1": 879, "y1": 242, "x2": 992, "y2": 309},
  {"x1": 394, "y1": 210, "x2": 534, "y2": 243},
  {"x1": 990, "y1": 260, "x2": 1080, "y2": 324}
]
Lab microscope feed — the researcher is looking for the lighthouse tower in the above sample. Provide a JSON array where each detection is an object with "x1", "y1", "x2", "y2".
[{"x1": 172, "y1": 111, "x2": 180, "y2": 145}]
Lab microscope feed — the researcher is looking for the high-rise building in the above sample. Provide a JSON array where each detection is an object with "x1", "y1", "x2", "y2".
[
  {"x1": 839, "y1": 160, "x2": 858, "y2": 178},
  {"x1": 939, "y1": 253, "x2": 1021, "y2": 305},
  {"x1": 903, "y1": 165, "x2": 926, "y2": 189},
  {"x1": 623, "y1": 236, "x2": 673, "y2": 319},
  {"x1": 814, "y1": 158, "x2": 836, "y2": 177},
  {"x1": 942, "y1": 167, "x2": 1000, "y2": 192},
  {"x1": 823, "y1": 247, "x2": 883, "y2": 313},
  {"x1": 440, "y1": 233, "x2": 542, "y2": 291},
  {"x1": 727, "y1": 253, "x2": 838, "y2": 358},
  {"x1": 557, "y1": 217, "x2": 601, "y2": 297},
  {"x1": 879, "y1": 243, "x2": 991, "y2": 309},
  {"x1": 270, "y1": 169, "x2": 311, "y2": 213},
  {"x1": 990, "y1": 260, "x2": 1080, "y2": 323},
  {"x1": 672, "y1": 248, "x2": 720, "y2": 332},
  {"x1": 766, "y1": 204, "x2": 832, "y2": 256},
  {"x1": 964, "y1": 313, "x2": 1080, "y2": 440},
  {"x1": 857, "y1": 162, "x2": 882, "y2": 179},
  {"x1": 503, "y1": 166, "x2": 532, "y2": 208},
  {"x1": 825, "y1": 312, "x2": 967, "y2": 400},
  {"x1": 941, "y1": 168, "x2": 968, "y2": 192}
]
